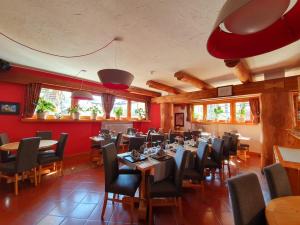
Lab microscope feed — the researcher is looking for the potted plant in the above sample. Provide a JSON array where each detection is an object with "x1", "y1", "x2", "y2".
[
  {"x1": 36, "y1": 97, "x2": 56, "y2": 120},
  {"x1": 113, "y1": 107, "x2": 123, "y2": 120},
  {"x1": 88, "y1": 105, "x2": 102, "y2": 120},
  {"x1": 135, "y1": 108, "x2": 145, "y2": 120},
  {"x1": 213, "y1": 106, "x2": 224, "y2": 121},
  {"x1": 68, "y1": 105, "x2": 82, "y2": 120},
  {"x1": 239, "y1": 103, "x2": 247, "y2": 122}
]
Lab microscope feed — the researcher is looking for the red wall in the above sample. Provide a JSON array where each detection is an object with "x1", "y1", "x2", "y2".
[{"x1": 0, "y1": 81, "x2": 160, "y2": 156}]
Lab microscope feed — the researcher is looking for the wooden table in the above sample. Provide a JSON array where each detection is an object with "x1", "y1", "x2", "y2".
[
  {"x1": 0, "y1": 140, "x2": 58, "y2": 151},
  {"x1": 266, "y1": 196, "x2": 300, "y2": 225}
]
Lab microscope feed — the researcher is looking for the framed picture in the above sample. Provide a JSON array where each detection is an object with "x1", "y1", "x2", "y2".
[
  {"x1": 174, "y1": 113, "x2": 184, "y2": 127},
  {"x1": 0, "y1": 102, "x2": 20, "y2": 115}
]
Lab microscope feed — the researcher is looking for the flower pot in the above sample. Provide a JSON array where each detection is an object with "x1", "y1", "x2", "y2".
[
  {"x1": 116, "y1": 115, "x2": 121, "y2": 120},
  {"x1": 37, "y1": 112, "x2": 47, "y2": 120},
  {"x1": 91, "y1": 113, "x2": 97, "y2": 120},
  {"x1": 72, "y1": 112, "x2": 80, "y2": 120},
  {"x1": 239, "y1": 117, "x2": 245, "y2": 122}
]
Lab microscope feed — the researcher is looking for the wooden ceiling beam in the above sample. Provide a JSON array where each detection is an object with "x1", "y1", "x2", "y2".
[
  {"x1": 146, "y1": 80, "x2": 185, "y2": 95},
  {"x1": 224, "y1": 59, "x2": 252, "y2": 83},
  {"x1": 128, "y1": 86, "x2": 161, "y2": 97},
  {"x1": 174, "y1": 71, "x2": 213, "y2": 90},
  {"x1": 151, "y1": 76, "x2": 299, "y2": 103}
]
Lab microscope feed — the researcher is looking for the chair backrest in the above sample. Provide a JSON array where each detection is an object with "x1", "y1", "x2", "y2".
[
  {"x1": 228, "y1": 173, "x2": 266, "y2": 225},
  {"x1": 102, "y1": 134, "x2": 112, "y2": 146},
  {"x1": 211, "y1": 138, "x2": 224, "y2": 165},
  {"x1": 191, "y1": 131, "x2": 201, "y2": 138},
  {"x1": 16, "y1": 137, "x2": 41, "y2": 173},
  {"x1": 55, "y1": 133, "x2": 68, "y2": 159},
  {"x1": 115, "y1": 132, "x2": 123, "y2": 150},
  {"x1": 36, "y1": 131, "x2": 52, "y2": 140},
  {"x1": 102, "y1": 143, "x2": 119, "y2": 192},
  {"x1": 168, "y1": 133, "x2": 177, "y2": 144},
  {"x1": 150, "y1": 134, "x2": 165, "y2": 143},
  {"x1": 173, "y1": 146, "x2": 189, "y2": 191},
  {"x1": 222, "y1": 135, "x2": 232, "y2": 158},
  {"x1": 128, "y1": 137, "x2": 145, "y2": 152},
  {"x1": 263, "y1": 163, "x2": 292, "y2": 199},
  {"x1": 195, "y1": 142, "x2": 209, "y2": 177},
  {"x1": 148, "y1": 128, "x2": 156, "y2": 133},
  {"x1": 183, "y1": 132, "x2": 192, "y2": 140},
  {"x1": 127, "y1": 128, "x2": 136, "y2": 135},
  {"x1": 101, "y1": 129, "x2": 110, "y2": 135},
  {"x1": 146, "y1": 129, "x2": 156, "y2": 141},
  {"x1": 230, "y1": 134, "x2": 239, "y2": 154},
  {"x1": 0, "y1": 133, "x2": 10, "y2": 162}
]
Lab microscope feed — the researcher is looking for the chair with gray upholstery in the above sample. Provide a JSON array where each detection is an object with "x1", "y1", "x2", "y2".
[
  {"x1": 101, "y1": 143, "x2": 141, "y2": 222},
  {"x1": 38, "y1": 133, "x2": 68, "y2": 182},
  {"x1": 222, "y1": 135, "x2": 232, "y2": 177},
  {"x1": 183, "y1": 142, "x2": 208, "y2": 184},
  {"x1": 36, "y1": 131, "x2": 52, "y2": 140},
  {"x1": 205, "y1": 138, "x2": 224, "y2": 179},
  {"x1": 183, "y1": 131, "x2": 192, "y2": 140},
  {"x1": 114, "y1": 132, "x2": 123, "y2": 151},
  {"x1": 128, "y1": 136, "x2": 146, "y2": 152},
  {"x1": 263, "y1": 163, "x2": 292, "y2": 199},
  {"x1": 127, "y1": 128, "x2": 136, "y2": 135},
  {"x1": 167, "y1": 132, "x2": 177, "y2": 144},
  {"x1": 147, "y1": 147, "x2": 189, "y2": 224},
  {"x1": 191, "y1": 130, "x2": 201, "y2": 139},
  {"x1": 100, "y1": 129, "x2": 110, "y2": 135},
  {"x1": 228, "y1": 173, "x2": 266, "y2": 225},
  {"x1": 0, "y1": 133, "x2": 16, "y2": 163},
  {"x1": 0, "y1": 137, "x2": 40, "y2": 195},
  {"x1": 150, "y1": 134, "x2": 165, "y2": 146}
]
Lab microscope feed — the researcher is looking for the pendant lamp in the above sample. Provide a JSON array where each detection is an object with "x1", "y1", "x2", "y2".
[
  {"x1": 207, "y1": 0, "x2": 300, "y2": 59},
  {"x1": 71, "y1": 70, "x2": 93, "y2": 100},
  {"x1": 98, "y1": 69, "x2": 134, "y2": 89}
]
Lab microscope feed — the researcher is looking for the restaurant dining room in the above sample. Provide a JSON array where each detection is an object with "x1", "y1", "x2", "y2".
[{"x1": 1, "y1": 1, "x2": 300, "y2": 225}]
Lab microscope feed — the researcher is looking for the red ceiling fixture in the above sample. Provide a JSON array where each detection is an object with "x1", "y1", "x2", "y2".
[
  {"x1": 98, "y1": 69, "x2": 134, "y2": 90},
  {"x1": 207, "y1": 0, "x2": 300, "y2": 59}
]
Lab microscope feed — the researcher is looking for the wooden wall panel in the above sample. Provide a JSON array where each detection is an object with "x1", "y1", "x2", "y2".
[{"x1": 160, "y1": 103, "x2": 174, "y2": 132}]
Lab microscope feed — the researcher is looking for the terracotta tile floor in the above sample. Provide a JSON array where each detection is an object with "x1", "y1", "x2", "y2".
[{"x1": 0, "y1": 154, "x2": 269, "y2": 225}]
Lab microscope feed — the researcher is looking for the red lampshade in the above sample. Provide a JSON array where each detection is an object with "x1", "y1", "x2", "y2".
[
  {"x1": 98, "y1": 69, "x2": 134, "y2": 89},
  {"x1": 207, "y1": 0, "x2": 300, "y2": 59},
  {"x1": 71, "y1": 90, "x2": 94, "y2": 100}
]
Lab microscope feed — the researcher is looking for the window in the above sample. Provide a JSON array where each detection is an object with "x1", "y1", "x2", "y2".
[
  {"x1": 39, "y1": 88, "x2": 71, "y2": 115},
  {"x1": 131, "y1": 101, "x2": 146, "y2": 118},
  {"x1": 207, "y1": 103, "x2": 231, "y2": 121},
  {"x1": 235, "y1": 101, "x2": 251, "y2": 122},
  {"x1": 193, "y1": 105, "x2": 204, "y2": 121},
  {"x1": 110, "y1": 98, "x2": 128, "y2": 118},
  {"x1": 78, "y1": 95, "x2": 104, "y2": 117}
]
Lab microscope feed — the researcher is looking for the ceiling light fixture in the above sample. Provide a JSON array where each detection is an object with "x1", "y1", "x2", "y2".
[
  {"x1": 71, "y1": 70, "x2": 94, "y2": 100},
  {"x1": 207, "y1": 0, "x2": 300, "y2": 59},
  {"x1": 97, "y1": 37, "x2": 134, "y2": 89}
]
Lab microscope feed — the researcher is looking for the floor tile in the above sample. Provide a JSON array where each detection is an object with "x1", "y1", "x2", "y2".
[
  {"x1": 37, "y1": 215, "x2": 65, "y2": 225},
  {"x1": 69, "y1": 203, "x2": 97, "y2": 219}
]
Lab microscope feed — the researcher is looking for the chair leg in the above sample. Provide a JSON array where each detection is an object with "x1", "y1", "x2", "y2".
[
  {"x1": 130, "y1": 197, "x2": 135, "y2": 224},
  {"x1": 177, "y1": 197, "x2": 183, "y2": 225},
  {"x1": 101, "y1": 192, "x2": 108, "y2": 220},
  {"x1": 22, "y1": 172, "x2": 25, "y2": 182},
  {"x1": 14, "y1": 173, "x2": 19, "y2": 195},
  {"x1": 38, "y1": 165, "x2": 42, "y2": 183},
  {"x1": 227, "y1": 163, "x2": 231, "y2": 178},
  {"x1": 60, "y1": 161, "x2": 64, "y2": 176},
  {"x1": 148, "y1": 199, "x2": 153, "y2": 225},
  {"x1": 112, "y1": 193, "x2": 116, "y2": 205}
]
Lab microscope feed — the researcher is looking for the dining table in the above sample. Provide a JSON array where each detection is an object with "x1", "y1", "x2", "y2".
[
  {"x1": 265, "y1": 196, "x2": 300, "y2": 225},
  {"x1": 0, "y1": 139, "x2": 58, "y2": 151}
]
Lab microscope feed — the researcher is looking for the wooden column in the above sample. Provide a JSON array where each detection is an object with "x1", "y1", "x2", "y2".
[
  {"x1": 260, "y1": 91, "x2": 296, "y2": 168},
  {"x1": 160, "y1": 103, "x2": 174, "y2": 132}
]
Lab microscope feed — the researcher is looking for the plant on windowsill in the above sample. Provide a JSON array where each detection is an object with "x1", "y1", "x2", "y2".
[
  {"x1": 36, "y1": 97, "x2": 56, "y2": 120},
  {"x1": 213, "y1": 106, "x2": 224, "y2": 122},
  {"x1": 68, "y1": 105, "x2": 82, "y2": 120},
  {"x1": 238, "y1": 103, "x2": 246, "y2": 122},
  {"x1": 113, "y1": 107, "x2": 123, "y2": 120},
  {"x1": 135, "y1": 108, "x2": 145, "y2": 120},
  {"x1": 88, "y1": 105, "x2": 102, "y2": 120}
]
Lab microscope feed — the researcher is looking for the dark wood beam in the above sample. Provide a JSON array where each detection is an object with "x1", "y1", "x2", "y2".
[
  {"x1": 146, "y1": 80, "x2": 185, "y2": 95},
  {"x1": 174, "y1": 71, "x2": 213, "y2": 90},
  {"x1": 151, "y1": 76, "x2": 299, "y2": 103},
  {"x1": 224, "y1": 59, "x2": 252, "y2": 83}
]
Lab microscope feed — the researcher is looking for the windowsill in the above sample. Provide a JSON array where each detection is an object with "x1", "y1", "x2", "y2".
[
  {"x1": 21, "y1": 118, "x2": 151, "y2": 123},
  {"x1": 191, "y1": 120, "x2": 257, "y2": 125}
]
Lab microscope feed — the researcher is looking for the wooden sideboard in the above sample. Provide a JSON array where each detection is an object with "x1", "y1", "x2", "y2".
[{"x1": 274, "y1": 145, "x2": 300, "y2": 195}]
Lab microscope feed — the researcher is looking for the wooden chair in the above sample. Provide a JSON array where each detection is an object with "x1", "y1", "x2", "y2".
[
  {"x1": 38, "y1": 133, "x2": 68, "y2": 183},
  {"x1": 0, "y1": 137, "x2": 40, "y2": 195},
  {"x1": 147, "y1": 147, "x2": 188, "y2": 225},
  {"x1": 101, "y1": 143, "x2": 141, "y2": 223}
]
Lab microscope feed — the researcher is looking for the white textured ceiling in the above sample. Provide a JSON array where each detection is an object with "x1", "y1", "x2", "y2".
[{"x1": 0, "y1": 0, "x2": 300, "y2": 94}]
